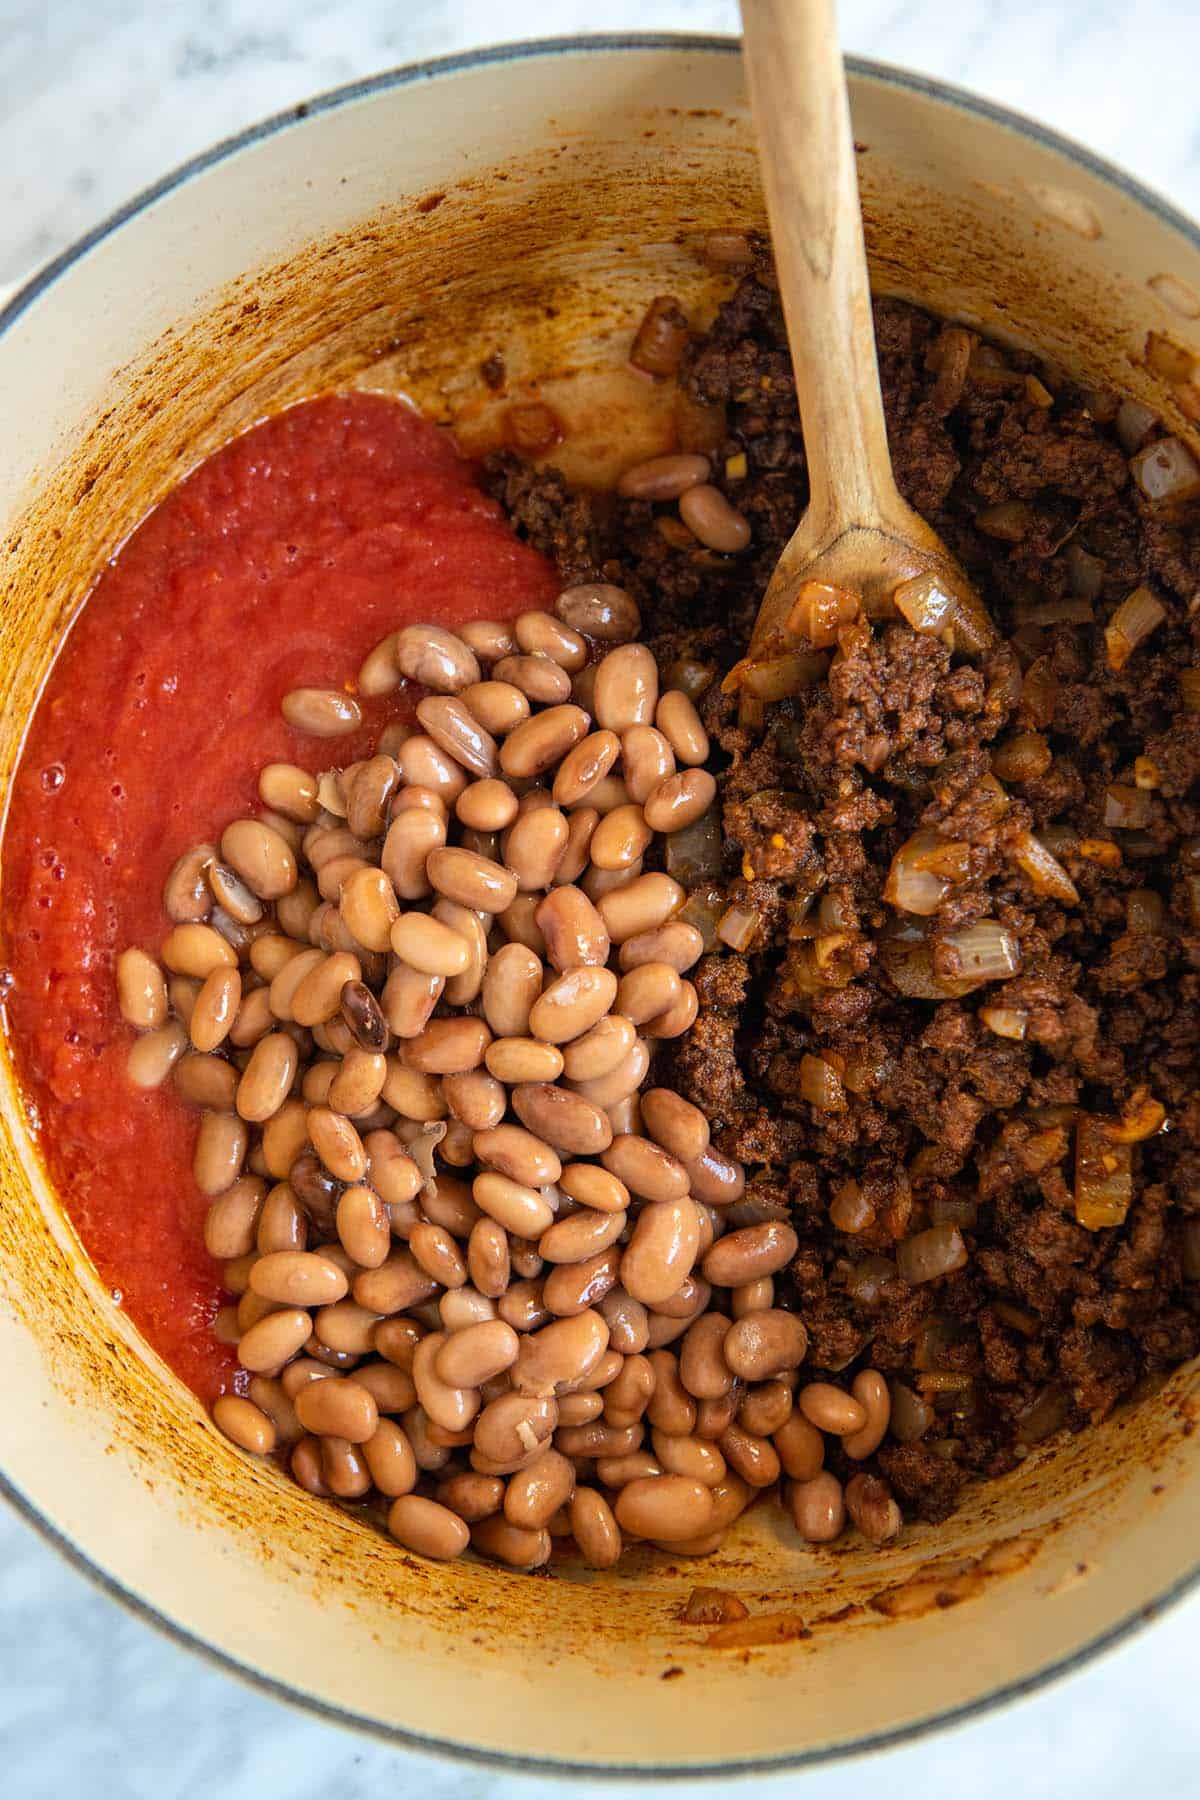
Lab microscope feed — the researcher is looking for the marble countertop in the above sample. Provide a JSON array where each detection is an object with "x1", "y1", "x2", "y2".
[{"x1": 3, "y1": 2, "x2": 1200, "y2": 1794}]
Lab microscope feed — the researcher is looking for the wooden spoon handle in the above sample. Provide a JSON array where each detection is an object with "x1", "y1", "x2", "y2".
[{"x1": 740, "y1": 0, "x2": 900, "y2": 530}]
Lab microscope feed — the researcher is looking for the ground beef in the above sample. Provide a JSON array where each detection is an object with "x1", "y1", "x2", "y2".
[{"x1": 488, "y1": 258, "x2": 1200, "y2": 1524}]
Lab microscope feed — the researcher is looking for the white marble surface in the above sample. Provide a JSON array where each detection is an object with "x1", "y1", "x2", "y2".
[{"x1": 3, "y1": 1, "x2": 1200, "y2": 1794}]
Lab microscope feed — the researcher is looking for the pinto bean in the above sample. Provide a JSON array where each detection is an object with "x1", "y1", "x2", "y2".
[
  {"x1": 603, "y1": 1353, "x2": 657, "y2": 1429},
  {"x1": 471, "y1": 1516, "x2": 552, "y2": 1569},
  {"x1": 593, "y1": 645, "x2": 659, "y2": 734},
  {"x1": 842, "y1": 1370, "x2": 892, "y2": 1460},
  {"x1": 555, "y1": 583, "x2": 641, "y2": 643},
  {"x1": 512, "y1": 1310, "x2": 610, "y2": 1396},
  {"x1": 494, "y1": 653, "x2": 573, "y2": 707},
  {"x1": 473, "y1": 1392, "x2": 559, "y2": 1464},
  {"x1": 461, "y1": 680, "x2": 529, "y2": 737},
  {"x1": 599, "y1": 1287, "x2": 650, "y2": 1355},
  {"x1": 416, "y1": 695, "x2": 498, "y2": 778},
  {"x1": 722, "y1": 1310, "x2": 809, "y2": 1381},
  {"x1": 116, "y1": 948, "x2": 169, "y2": 1030},
  {"x1": 679, "y1": 1312, "x2": 735, "y2": 1400},
  {"x1": 602, "y1": 1135, "x2": 690, "y2": 1204},
  {"x1": 797, "y1": 1382, "x2": 869, "y2": 1437},
  {"x1": 702, "y1": 1221, "x2": 798, "y2": 1286},
  {"x1": 773, "y1": 1407, "x2": 826, "y2": 1482},
  {"x1": 499, "y1": 705, "x2": 589, "y2": 779},
  {"x1": 620, "y1": 1198, "x2": 702, "y2": 1308},
  {"x1": 511, "y1": 1084, "x2": 613, "y2": 1157},
  {"x1": 394, "y1": 624, "x2": 481, "y2": 694},
  {"x1": 539, "y1": 1208, "x2": 627, "y2": 1265},
  {"x1": 473, "y1": 1171, "x2": 555, "y2": 1239},
  {"x1": 790, "y1": 1472, "x2": 846, "y2": 1544},
  {"x1": 504, "y1": 1448, "x2": 575, "y2": 1530},
  {"x1": 646, "y1": 1350, "x2": 698, "y2": 1435},
  {"x1": 542, "y1": 1247, "x2": 622, "y2": 1317},
  {"x1": 388, "y1": 1494, "x2": 470, "y2": 1559},
  {"x1": 534, "y1": 887, "x2": 610, "y2": 973},
  {"x1": 473, "y1": 1123, "x2": 562, "y2": 1187},
  {"x1": 615, "y1": 1475, "x2": 713, "y2": 1543},
  {"x1": 381, "y1": 809, "x2": 445, "y2": 902},
  {"x1": 194, "y1": 1111, "x2": 248, "y2": 1195},
  {"x1": 683, "y1": 1145, "x2": 746, "y2": 1206},
  {"x1": 596, "y1": 873, "x2": 685, "y2": 944},
  {"x1": 436, "y1": 1319, "x2": 521, "y2": 1387},
  {"x1": 568, "y1": 1486, "x2": 623, "y2": 1567}
]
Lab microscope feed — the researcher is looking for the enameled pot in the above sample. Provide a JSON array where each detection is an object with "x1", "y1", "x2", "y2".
[{"x1": 1, "y1": 33, "x2": 1198, "y2": 1776}]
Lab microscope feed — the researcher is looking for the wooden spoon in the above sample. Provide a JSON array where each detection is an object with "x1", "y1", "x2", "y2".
[{"x1": 736, "y1": 0, "x2": 997, "y2": 673}]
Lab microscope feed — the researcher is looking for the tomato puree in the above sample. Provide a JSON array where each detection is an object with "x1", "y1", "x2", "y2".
[{"x1": 1, "y1": 393, "x2": 557, "y2": 1401}]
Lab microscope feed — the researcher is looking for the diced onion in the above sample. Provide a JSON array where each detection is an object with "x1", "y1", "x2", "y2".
[
  {"x1": 1078, "y1": 836, "x2": 1122, "y2": 867},
  {"x1": 930, "y1": 1194, "x2": 979, "y2": 1228},
  {"x1": 1133, "y1": 756, "x2": 1161, "y2": 789},
  {"x1": 701, "y1": 230, "x2": 754, "y2": 271},
  {"x1": 912, "y1": 838, "x2": 971, "y2": 880},
  {"x1": 913, "y1": 1315, "x2": 970, "y2": 1371},
  {"x1": 881, "y1": 922, "x2": 975, "y2": 1000},
  {"x1": 918, "y1": 1371, "x2": 974, "y2": 1394},
  {"x1": 664, "y1": 808, "x2": 723, "y2": 889},
  {"x1": 892, "y1": 572, "x2": 997, "y2": 656},
  {"x1": 1014, "y1": 1387, "x2": 1068, "y2": 1445},
  {"x1": 843, "y1": 1256, "x2": 896, "y2": 1309},
  {"x1": 667, "y1": 655, "x2": 716, "y2": 700},
  {"x1": 405, "y1": 1121, "x2": 448, "y2": 1199},
  {"x1": 1102, "y1": 1086, "x2": 1166, "y2": 1143},
  {"x1": 1065, "y1": 542, "x2": 1106, "y2": 599},
  {"x1": 1181, "y1": 667, "x2": 1200, "y2": 712},
  {"x1": 883, "y1": 830, "x2": 952, "y2": 915},
  {"x1": 1104, "y1": 585, "x2": 1166, "y2": 670},
  {"x1": 1017, "y1": 596, "x2": 1095, "y2": 627},
  {"x1": 800, "y1": 1053, "x2": 846, "y2": 1110},
  {"x1": 724, "y1": 650, "x2": 828, "y2": 701},
  {"x1": 939, "y1": 921, "x2": 1021, "y2": 983},
  {"x1": 1074, "y1": 1115, "x2": 1133, "y2": 1229},
  {"x1": 1009, "y1": 830, "x2": 1080, "y2": 904},
  {"x1": 1146, "y1": 332, "x2": 1198, "y2": 384},
  {"x1": 503, "y1": 401, "x2": 564, "y2": 455},
  {"x1": 993, "y1": 1301, "x2": 1038, "y2": 1336},
  {"x1": 896, "y1": 1224, "x2": 969, "y2": 1285},
  {"x1": 889, "y1": 1381, "x2": 934, "y2": 1443},
  {"x1": 976, "y1": 500, "x2": 1036, "y2": 541},
  {"x1": 737, "y1": 690, "x2": 765, "y2": 732},
  {"x1": 1130, "y1": 436, "x2": 1200, "y2": 503},
  {"x1": 716, "y1": 904, "x2": 760, "y2": 952},
  {"x1": 979, "y1": 1005, "x2": 1028, "y2": 1040},
  {"x1": 992, "y1": 732, "x2": 1051, "y2": 783},
  {"x1": 829, "y1": 1179, "x2": 873, "y2": 1232},
  {"x1": 927, "y1": 327, "x2": 973, "y2": 410},
  {"x1": 893, "y1": 572, "x2": 957, "y2": 636},
  {"x1": 1115, "y1": 398, "x2": 1158, "y2": 454},
  {"x1": 680, "y1": 878, "x2": 726, "y2": 950},
  {"x1": 842, "y1": 1048, "x2": 888, "y2": 1094},
  {"x1": 1020, "y1": 655, "x2": 1059, "y2": 728},
  {"x1": 316, "y1": 769, "x2": 348, "y2": 817},
  {"x1": 1103, "y1": 783, "x2": 1154, "y2": 829},
  {"x1": 785, "y1": 579, "x2": 860, "y2": 647},
  {"x1": 1126, "y1": 888, "x2": 1165, "y2": 934}
]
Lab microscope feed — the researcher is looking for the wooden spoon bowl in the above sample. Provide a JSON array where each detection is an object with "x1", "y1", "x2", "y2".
[{"x1": 736, "y1": 0, "x2": 998, "y2": 676}]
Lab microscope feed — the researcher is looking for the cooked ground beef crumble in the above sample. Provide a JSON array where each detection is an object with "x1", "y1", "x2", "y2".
[{"x1": 487, "y1": 254, "x2": 1200, "y2": 1521}]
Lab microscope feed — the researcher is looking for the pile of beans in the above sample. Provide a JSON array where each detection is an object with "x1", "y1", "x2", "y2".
[{"x1": 116, "y1": 591, "x2": 901, "y2": 1569}]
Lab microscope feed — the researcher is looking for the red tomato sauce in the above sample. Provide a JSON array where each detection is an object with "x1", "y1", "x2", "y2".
[{"x1": 1, "y1": 394, "x2": 557, "y2": 1402}]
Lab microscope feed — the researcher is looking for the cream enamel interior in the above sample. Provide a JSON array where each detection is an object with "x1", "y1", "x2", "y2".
[{"x1": 1, "y1": 39, "x2": 1199, "y2": 1773}]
